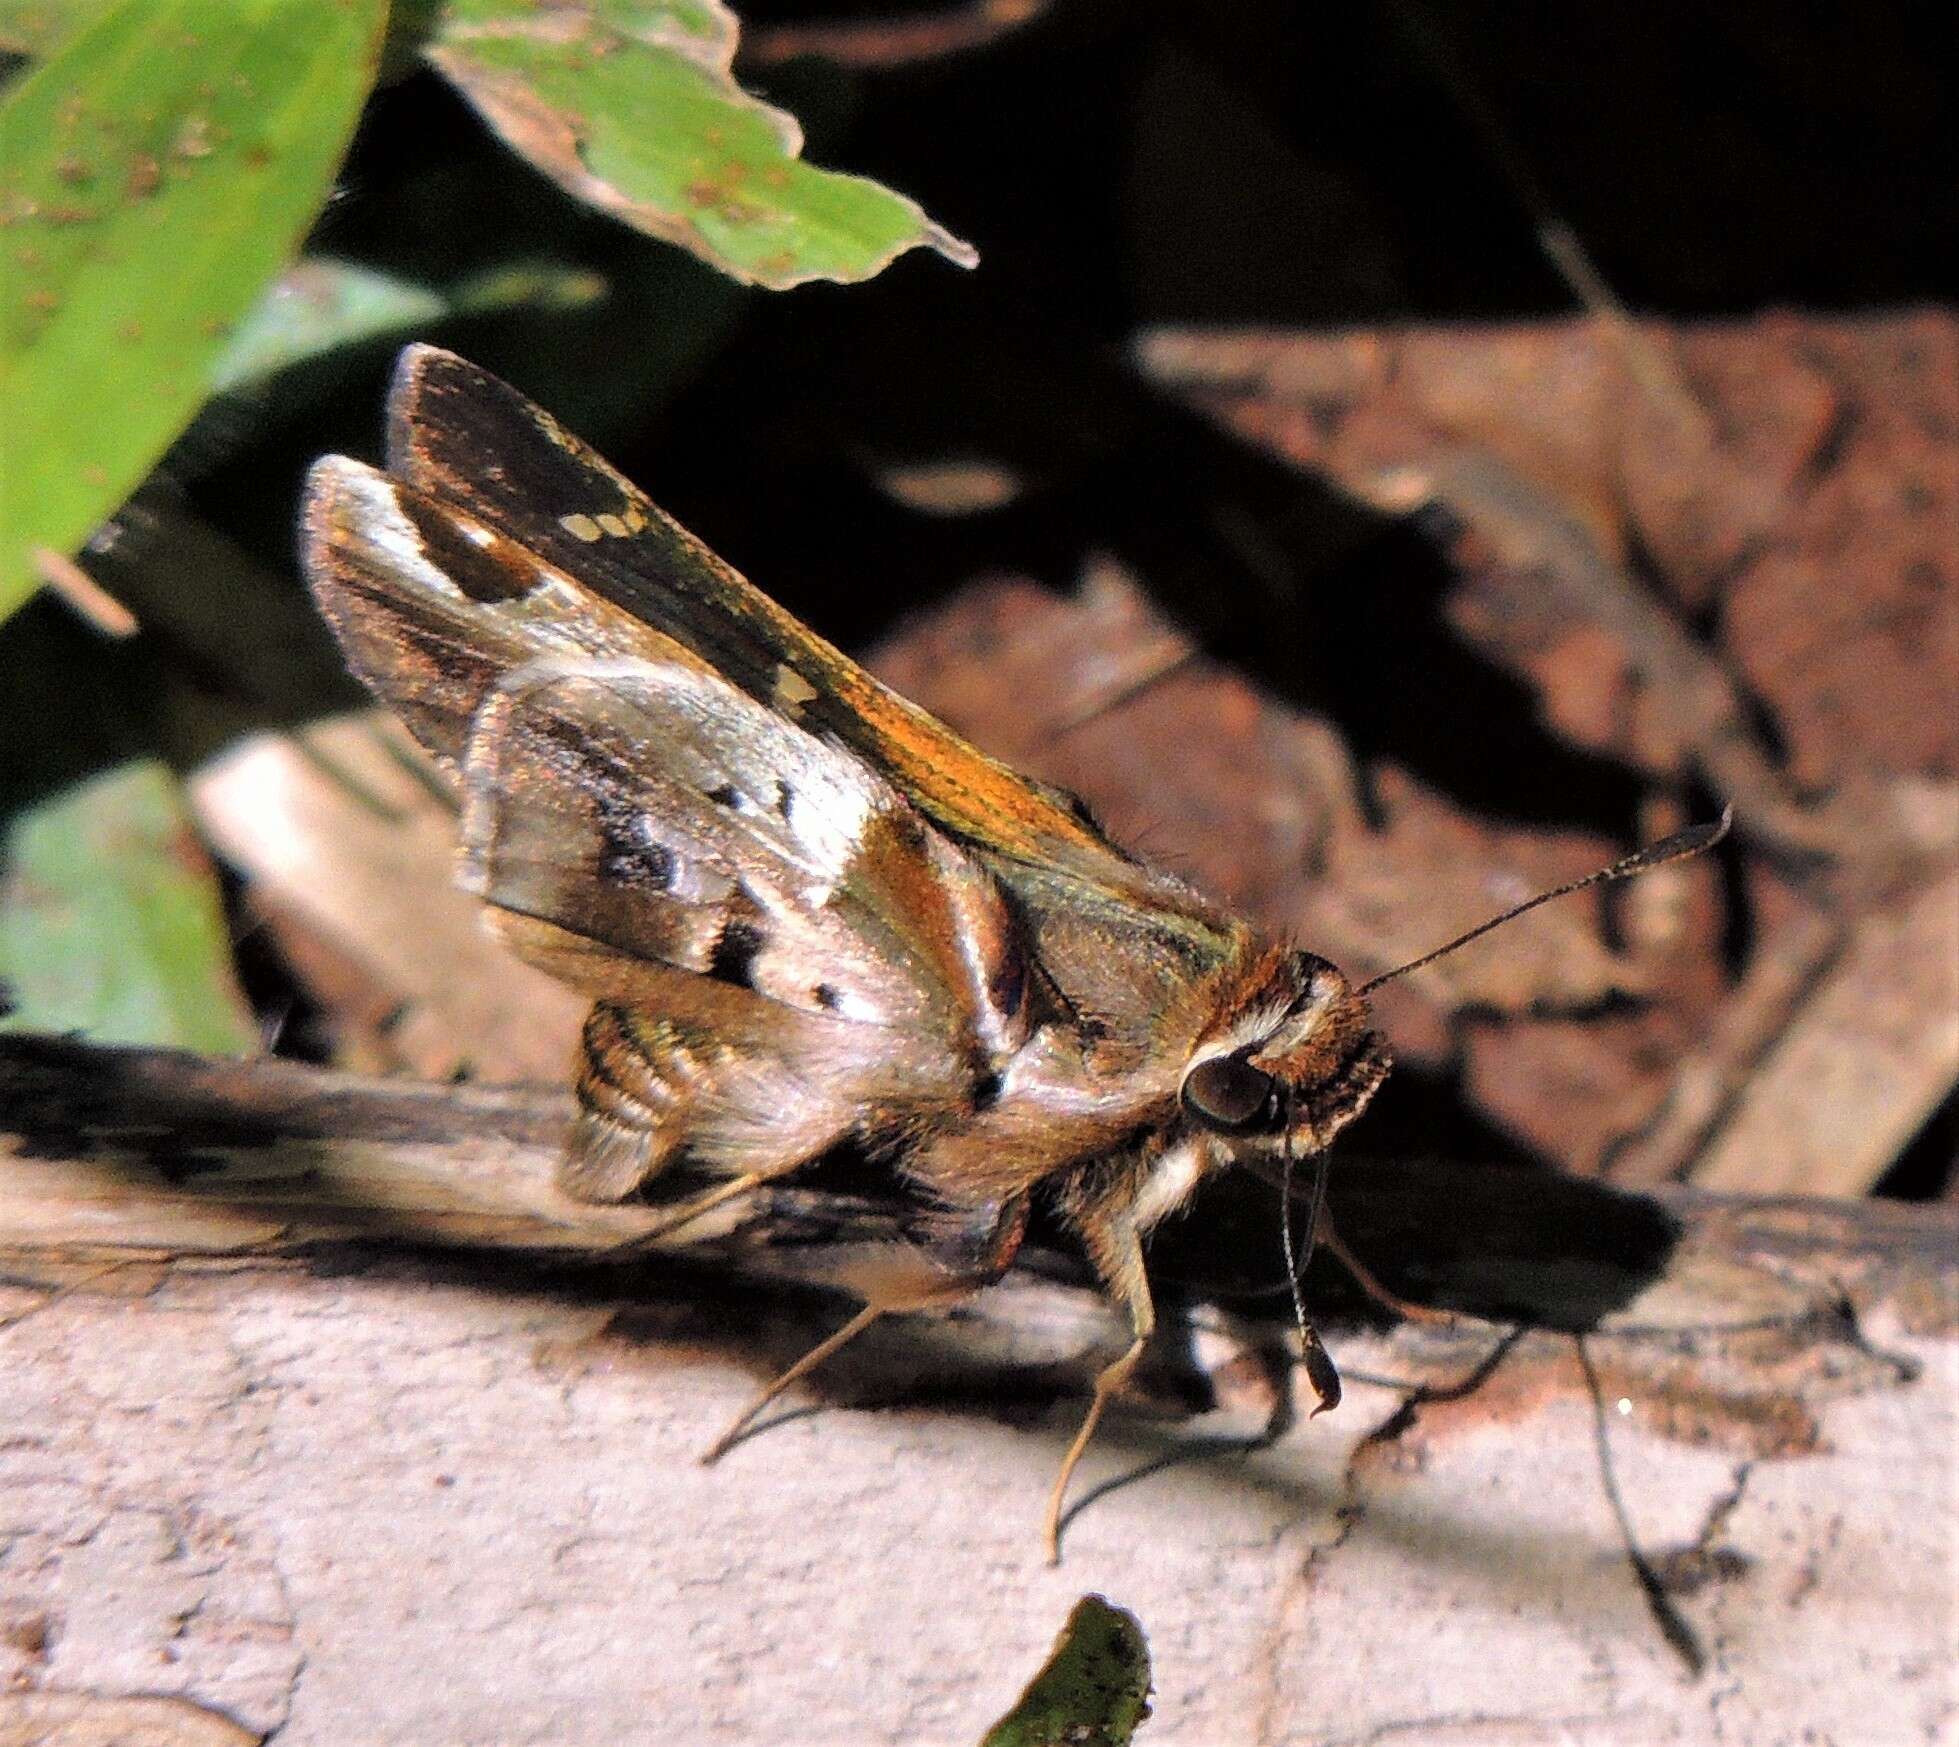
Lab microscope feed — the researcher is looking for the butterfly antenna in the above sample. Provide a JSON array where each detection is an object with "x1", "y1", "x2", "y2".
[{"x1": 1356, "y1": 806, "x2": 1732, "y2": 998}]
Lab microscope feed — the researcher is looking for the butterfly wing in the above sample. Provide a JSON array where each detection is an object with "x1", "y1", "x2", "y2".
[
  {"x1": 376, "y1": 346, "x2": 1251, "y2": 1060},
  {"x1": 457, "y1": 656, "x2": 1027, "y2": 1059},
  {"x1": 302, "y1": 453, "x2": 715, "y2": 772},
  {"x1": 385, "y1": 358, "x2": 1226, "y2": 876},
  {"x1": 305, "y1": 456, "x2": 1022, "y2": 1049},
  {"x1": 304, "y1": 457, "x2": 1035, "y2": 1199}
]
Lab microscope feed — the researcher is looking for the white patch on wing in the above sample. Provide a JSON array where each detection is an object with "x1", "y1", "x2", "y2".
[
  {"x1": 317, "y1": 462, "x2": 606, "y2": 636},
  {"x1": 822, "y1": 986, "x2": 885, "y2": 1024},
  {"x1": 319, "y1": 462, "x2": 454, "y2": 590},
  {"x1": 455, "y1": 650, "x2": 1021, "y2": 1054},
  {"x1": 771, "y1": 662, "x2": 820, "y2": 717},
  {"x1": 767, "y1": 755, "x2": 879, "y2": 882},
  {"x1": 649, "y1": 680, "x2": 882, "y2": 885}
]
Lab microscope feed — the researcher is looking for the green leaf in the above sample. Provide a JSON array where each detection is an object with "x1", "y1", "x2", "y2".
[
  {"x1": 0, "y1": 1, "x2": 116, "y2": 60},
  {"x1": 980, "y1": 1596, "x2": 1154, "y2": 1747},
  {"x1": 211, "y1": 257, "x2": 607, "y2": 393},
  {"x1": 0, "y1": 758, "x2": 255, "y2": 1053},
  {"x1": 0, "y1": 0, "x2": 388, "y2": 624},
  {"x1": 427, "y1": 0, "x2": 977, "y2": 290}
]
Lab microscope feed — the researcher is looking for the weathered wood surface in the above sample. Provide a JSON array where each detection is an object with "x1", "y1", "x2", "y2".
[{"x1": 2, "y1": 1036, "x2": 1954, "y2": 1746}]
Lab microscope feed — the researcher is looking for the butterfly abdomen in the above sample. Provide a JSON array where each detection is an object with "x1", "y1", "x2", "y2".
[{"x1": 565, "y1": 1001, "x2": 704, "y2": 1202}]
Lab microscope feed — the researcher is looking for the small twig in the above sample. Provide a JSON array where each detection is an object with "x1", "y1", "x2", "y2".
[
  {"x1": 1608, "y1": 903, "x2": 1845, "y2": 1185},
  {"x1": 1385, "y1": 0, "x2": 1708, "y2": 429},
  {"x1": 32, "y1": 548, "x2": 139, "y2": 638}
]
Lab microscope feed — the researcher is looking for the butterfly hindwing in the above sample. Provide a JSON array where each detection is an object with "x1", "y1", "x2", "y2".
[{"x1": 459, "y1": 654, "x2": 1029, "y2": 1063}]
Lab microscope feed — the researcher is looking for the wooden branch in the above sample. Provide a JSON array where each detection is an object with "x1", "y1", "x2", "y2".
[{"x1": 2, "y1": 1036, "x2": 1953, "y2": 1745}]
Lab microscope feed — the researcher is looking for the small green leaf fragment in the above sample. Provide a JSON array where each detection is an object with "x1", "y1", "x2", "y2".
[
  {"x1": 0, "y1": 759, "x2": 255, "y2": 1053},
  {"x1": 211, "y1": 258, "x2": 605, "y2": 393},
  {"x1": 980, "y1": 1595, "x2": 1153, "y2": 1747},
  {"x1": 211, "y1": 260, "x2": 445, "y2": 392},
  {"x1": 427, "y1": 0, "x2": 975, "y2": 289}
]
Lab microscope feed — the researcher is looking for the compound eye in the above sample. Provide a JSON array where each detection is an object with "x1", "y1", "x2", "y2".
[{"x1": 1181, "y1": 1055, "x2": 1280, "y2": 1132}]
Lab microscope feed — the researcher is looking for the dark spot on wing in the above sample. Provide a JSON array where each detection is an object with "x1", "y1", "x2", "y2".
[
  {"x1": 813, "y1": 982, "x2": 842, "y2": 1010},
  {"x1": 885, "y1": 809, "x2": 926, "y2": 854},
  {"x1": 606, "y1": 836, "x2": 675, "y2": 891},
  {"x1": 708, "y1": 918, "x2": 767, "y2": 987},
  {"x1": 397, "y1": 490, "x2": 539, "y2": 602},
  {"x1": 776, "y1": 779, "x2": 795, "y2": 820},
  {"x1": 595, "y1": 798, "x2": 676, "y2": 890},
  {"x1": 706, "y1": 782, "x2": 742, "y2": 810}
]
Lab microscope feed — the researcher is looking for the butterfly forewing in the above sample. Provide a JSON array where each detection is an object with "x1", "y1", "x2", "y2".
[
  {"x1": 384, "y1": 349, "x2": 1186, "y2": 885},
  {"x1": 378, "y1": 347, "x2": 1251, "y2": 1046},
  {"x1": 303, "y1": 453, "x2": 716, "y2": 769}
]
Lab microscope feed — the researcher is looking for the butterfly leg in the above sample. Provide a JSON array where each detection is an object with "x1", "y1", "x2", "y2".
[
  {"x1": 1317, "y1": 1208, "x2": 1457, "y2": 1327},
  {"x1": 701, "y1": 1194, "x2": 1029, "y2": 1465},
  {"x1": 1045, "y1": 1188, "x2": 1155, "y2": 1564},
  {"x1": 626, "y1": 1169, "x2": 786, "y2": 1243}
]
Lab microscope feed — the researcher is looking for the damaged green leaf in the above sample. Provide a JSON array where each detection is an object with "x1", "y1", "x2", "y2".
[
  {"x1": 980, "y1": 1595, "x2": 1153, "y2": 1747},
  {"x1": 0, "y1": 0, "x2": 387, "y2": 623},
  {"x1": 426, "y1": 0, "x2": 977, "y2": 289}
]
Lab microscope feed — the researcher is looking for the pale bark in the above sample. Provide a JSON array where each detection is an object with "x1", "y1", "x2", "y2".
[{"x1": 2, "y1": 1037, "x2": 1953, "y2": 1746}]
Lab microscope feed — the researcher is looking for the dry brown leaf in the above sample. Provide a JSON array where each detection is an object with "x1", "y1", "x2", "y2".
[{"x1": 189, "y1": 712, "x2": 585, "y2": 1083}]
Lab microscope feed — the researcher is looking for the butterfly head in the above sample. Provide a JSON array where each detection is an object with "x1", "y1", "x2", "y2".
[{"x1": 1179, "y1": 951, "x2": 1391, "y2": 1160}]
